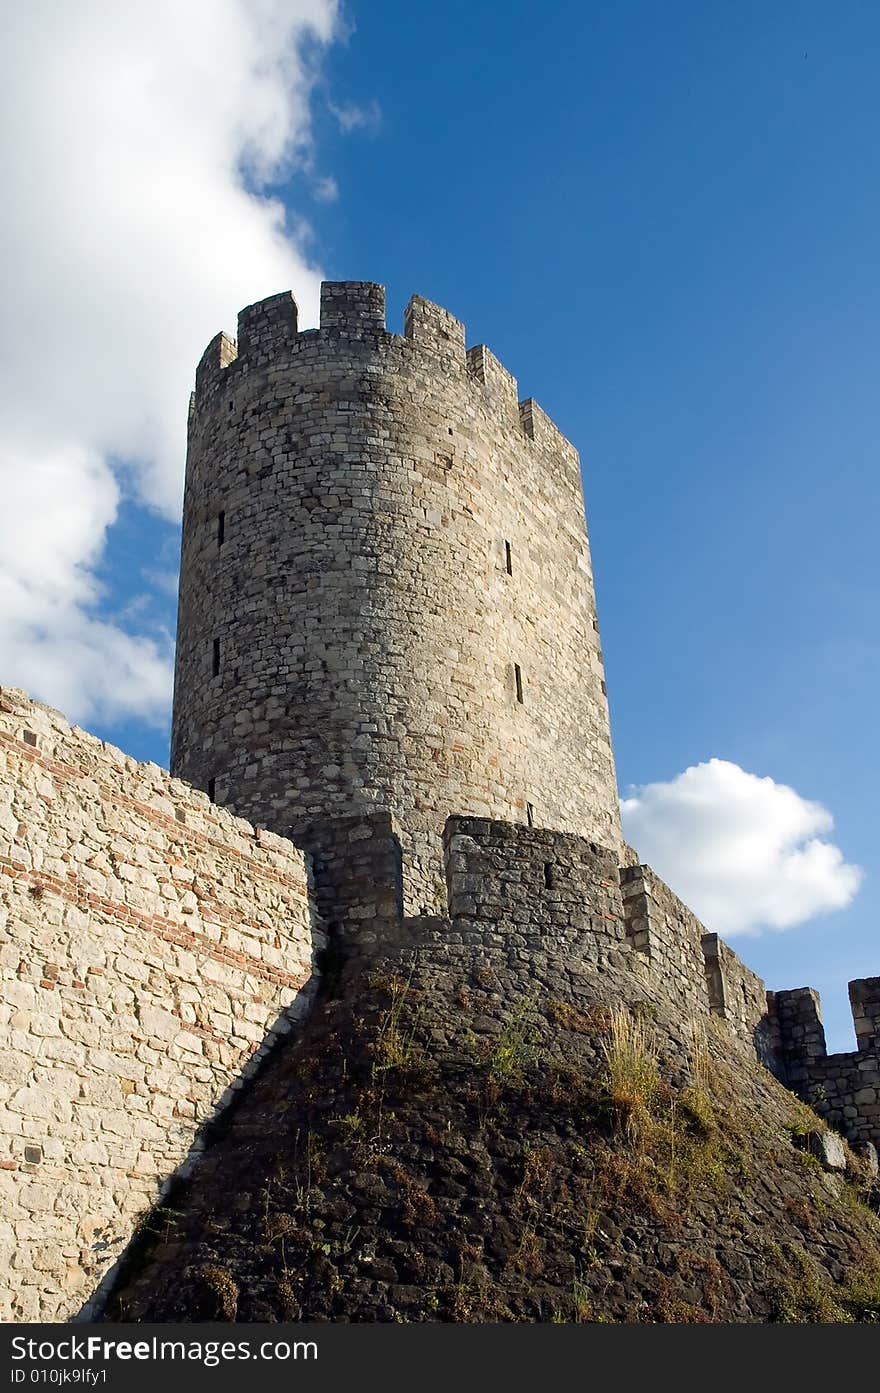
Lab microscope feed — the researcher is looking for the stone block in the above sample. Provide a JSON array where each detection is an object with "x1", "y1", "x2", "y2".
[{"x1": 799, "y1": 1129, "x2": 848, "y2": 1172}]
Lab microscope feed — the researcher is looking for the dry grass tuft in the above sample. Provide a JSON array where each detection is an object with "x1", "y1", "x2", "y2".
[{"x1": 600, "y1": 1005, "x2": 660, "y2": 1142}]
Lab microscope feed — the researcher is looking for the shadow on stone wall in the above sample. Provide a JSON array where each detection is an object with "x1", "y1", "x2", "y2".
[{"x1": 75, "y1": 970, "x2": 323, "y2": 1322}]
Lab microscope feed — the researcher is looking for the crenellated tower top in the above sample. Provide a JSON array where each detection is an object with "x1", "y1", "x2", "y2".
[{"x1": 191, "y1": 282, "x2": 580, "y2": 471}]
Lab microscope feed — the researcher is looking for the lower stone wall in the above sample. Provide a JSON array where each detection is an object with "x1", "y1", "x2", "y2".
[
  {"x1": 0, "y1": 689, "x2": 318, "y2": 1321},
  {"x1": 788, "y1": 1051, "x2": 880, "y2": 1150},
  {"x1": 93, "y1": 828, "x2": 880, "y2": 1327}
]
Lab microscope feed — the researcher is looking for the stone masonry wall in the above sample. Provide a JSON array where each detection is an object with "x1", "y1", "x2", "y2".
[
  {"x1": 702, "y1": 933, "x2": 779, "y2": 1067},
  {"x1": 770, "y1": 981, "x2": 880, "y2": 1149},
  {"x1": 436, "y1": 827, "x2": 874, "y2": 1150},
  {"x1": 620, "y1": 864, "x2": 712, "y2": 1017},
  {"x1": 620, "y1": 864, "x2": 779, "y2": 1066},
  {"x1": 171, "y1": 282, "x2": 620, "y2": 915},
  {"x1": 0, "y1": 688, "x2": 318, "y2": 1321},
  {"x1": 293, "y1": 811, "x2": 403, "y2": 949},
  {"x1": 444, "y1": 817, "x2": 627, "y2": 967}
]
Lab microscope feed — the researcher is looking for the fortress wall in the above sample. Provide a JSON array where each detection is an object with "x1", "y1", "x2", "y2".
[
  {"x1": 770, "y1": 981, "x2": 880, "y2": 1148},
  {"x1": 172, "y1": 283, "x2": 619, "y2": 915},
  {"x1": 443, "y1": 821, "x2": 779, "y2": 1050},
  {"x1": 0, "y1": 688, "x2": 317, "y2": 1321}
]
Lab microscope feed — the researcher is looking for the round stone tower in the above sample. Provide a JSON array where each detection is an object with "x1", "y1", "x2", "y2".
[{"x1": 171, "y1": 282, "x2": 620, "y2": 912}]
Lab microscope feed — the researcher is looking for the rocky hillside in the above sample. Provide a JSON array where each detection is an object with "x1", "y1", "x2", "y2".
[{"x1": 98, "y1": 908, "x2": 880, "y2": 1325}]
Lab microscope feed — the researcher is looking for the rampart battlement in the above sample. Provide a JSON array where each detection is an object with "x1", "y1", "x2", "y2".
[
  {"x1": 320, "y1": 279, "x2": 386, "y2": 334},
  {"x1": 850, "y1": 976, "x2": 880, "y2": 1052},
  {"x1": 403, "y1": 291, "x2": 466, "y2": 359},
  {"x1": 466, "y1": 343, "x2": 520, "y2": 428},
  {"x1": 193, "y1": 328, "x2": 239, "y2": 396},
  {"x1": 238, "y1": 288, "x2": 300, "y2": 362},
  {"x1": 768, "y1": 981, "x2": 880, "y2": 1149},
  {"x1": 285, "y1": 805, "x2": 872, "y2": 1150},
  {"x1": 772, "y1": 980, "x2": 880, "y2": 1064},
  {"x1": 443, "y1": 815, "x2": 626, "y2": 964},
  {"x1": 616, "y1": 863, "x2": 775, "y2": 1069}
]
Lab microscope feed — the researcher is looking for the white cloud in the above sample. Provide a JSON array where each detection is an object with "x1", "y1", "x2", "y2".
[
  {"x1": 620, "y1": 758, "x2": 863, "y2": 935},
  {"x1": 0, "y1": 436, "x2": 172, "y2": 726},
  {"x1": 312, "y1": 174, "x2": 341, "y2": 202},
  {"x1": 328, "y1": 98, "x2": 382, "y2": 133},
  {"x1": 0, "y1": 0, "x2": 342, "y2": 728}
]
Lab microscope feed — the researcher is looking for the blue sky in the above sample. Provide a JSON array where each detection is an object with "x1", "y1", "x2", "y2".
[{"x1": 1, "y1": 2, "x2": 876, "y2": 1050}]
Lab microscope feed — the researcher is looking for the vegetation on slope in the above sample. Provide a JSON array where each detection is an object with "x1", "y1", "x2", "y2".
[{"x1": 103, "y1": 939, "x2": 880, "y2": 1324}]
